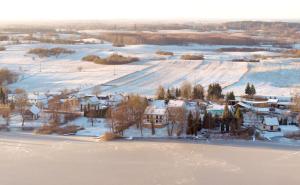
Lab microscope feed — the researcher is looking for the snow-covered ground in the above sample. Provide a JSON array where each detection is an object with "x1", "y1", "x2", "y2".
[{"x1": 1, "y1": 41, "x2": 300, "y2": 96}]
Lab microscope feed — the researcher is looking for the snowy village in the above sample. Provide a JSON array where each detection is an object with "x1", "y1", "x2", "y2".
[
  {"x1": 1, "y1": 9, "x2": 300, "y2": 184},
  {"x1": 0, "y1": 79, "x2": 299, "y2": 142}
]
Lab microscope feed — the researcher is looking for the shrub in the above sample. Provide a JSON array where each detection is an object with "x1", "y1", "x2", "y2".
[
  {"x1": 284, "y1": 131, "x2": 300, "y2": 139},
  {"x1": 156, "y1": 50, "x2": 174, "y2": 56},
  {"x1": 35, "y1": 124, "x2": 82, "y2": 135},
  {"x1": 35, "y1": 124, "x2": 56, "y2": 134},
  {"x1": 81, "y1": 55, "x2": 101, "y2": 62},
  {"x1": 181, "y1": 54, "x2": 204, "y2": 60},
  {"x1": 99, "y1": 132, "x2": 121, "y2": 141},
  {"x1": 56, "y1": 125, "x2": 82, "y2": 135},
  {"x1": 0, "y1": 68, "x2": 18, "y2": 85}
]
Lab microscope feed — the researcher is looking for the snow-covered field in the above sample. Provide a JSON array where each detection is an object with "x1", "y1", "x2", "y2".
[{"x1": 1, "y1": 41, "x2": 300, "y2": 96}]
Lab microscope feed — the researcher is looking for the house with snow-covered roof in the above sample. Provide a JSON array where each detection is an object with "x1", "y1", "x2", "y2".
[
  {"x1": 259, "y1": 116, "x2": 279, "y2": 132},
  {"x1": 24, "y1": 105, "x2": 40, "y2": 120},
  {"x1": 143, "y1": 100, "x2": 167, "y2": 127}
]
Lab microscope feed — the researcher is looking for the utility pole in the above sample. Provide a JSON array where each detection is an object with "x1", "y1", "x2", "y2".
[{"x1": 40, "y1": 60, "x2": 42, "y2": 72}]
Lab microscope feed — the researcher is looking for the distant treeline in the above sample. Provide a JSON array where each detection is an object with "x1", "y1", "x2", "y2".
[
  {"x1": 24, "y1": 36, "x2": 79, "y2": 45},
  {"x1": 82, "y1": 54, "x2": 139, "y2": 65},
  {"x1": 28, "y1": 47, "x2": 75, "y2": 58},
  {"x1": 0, "y1": 35, "x2": 9, "y2": 41},
  {"x1": 217, "y1": 47, "x2": 270, "y2": 52},
  {"x1": 98, "y1": 32, "x2": 260, "y2": 46}
]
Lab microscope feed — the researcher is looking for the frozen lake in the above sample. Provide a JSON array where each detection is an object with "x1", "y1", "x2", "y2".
[{"x1": 0, "y1": 132, "x2": 299, "y2": 185}]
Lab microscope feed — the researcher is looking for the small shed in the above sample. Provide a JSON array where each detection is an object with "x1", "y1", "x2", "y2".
[
  {"x1": 24, "y1": 105, "x2": 41, "y2": 120},
  {"x1": 259, "y1": 116, "x2": 279, "y2": 132}
]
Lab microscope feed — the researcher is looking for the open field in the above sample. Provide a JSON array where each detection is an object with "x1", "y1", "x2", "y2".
[
  {"x1": 1, "y1": 41, "x2": 300, "y2": 96},
  {"x1": 0, "y1": 132, "x2": 299, "y2": 185}
]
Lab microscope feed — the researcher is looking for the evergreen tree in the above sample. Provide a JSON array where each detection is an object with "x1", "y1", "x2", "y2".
[
  {"x1": 208, "y1": 113, "x2": 214, "y2": 129},
  {"x1": 198, "y1": 114, "x2": 202, "y2": 131},
  {"x1": 165, "y1": 88, "x2": 172, "y2": 100},
  {"x1": 193, "y1": 113, "x2": 200, "y2": 135},
  {"x1": 250, "y1": 84, "x2": 256, "y2": 96},
  {"x1": 186, "y1": 111, "x2": 193, "y2": 135},
  {"x1": 225, "y1": 91, "x2": 235, "y2": 104},
  {"x1": 245, "y1": 82, "x2": 251, "y2": 96},
  {"x1": 156, "y1": 85, "x2": 165, "y2": 100},
  {"x1": 222, "y1": 103, "x2": 230, "y2": 121},
  {"x1": 207, "y1": 83, "x2": 223, "y2": 100},
  {"x1": 192, "y1": 84, "x2": 205, "y2": 100},
  {"x1": 175, "y1": 88, "x2": 181, "y2": 98},
  {"x1": 222, "y1": 103, "x2": 232, "y2": 132},
  {"x1": 203, "y1": 110, "x2": 209, "y2": 129},
  {"x1": 234, "y1": 107, "x2": 243, "y2": 130}
]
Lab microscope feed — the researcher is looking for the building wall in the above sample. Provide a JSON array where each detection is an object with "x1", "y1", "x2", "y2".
[
  {"x1": 259, "y1": 124, "x2": 279, "y2": 131},
  {"x1": 143, "y1": 114, "x2": 166, "y2": 125}
]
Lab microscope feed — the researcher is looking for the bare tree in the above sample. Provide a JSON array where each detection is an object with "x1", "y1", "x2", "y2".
[
  {"x1": 180, "y1": 81, "x2": 192, "y2": 99},
  {"x1": 156, "y1": 85, "x2": 165, "y2": 100},
  {"x1": 167, "y1": 107, "x2": 186, "y2": 136},
  {"x1": 292, "y1": 93, "x2": 300, "y2": 124},
  {"x1": 15, "y1": 88, "x2": 28, "y2": 127},
  {"x1": 125, "y1": 94, "x2": 147, "y2": 136},
  {"x1": 106, "y1": 94, "x2": 147, "y2": 136},
  {"x1": 0, "y1": 105, "x2": 11, "y2": 126}
]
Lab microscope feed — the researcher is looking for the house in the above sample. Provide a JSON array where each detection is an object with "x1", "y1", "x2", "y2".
[
  {"x1": 185, "y1": 101, "x2": 200, "y2": 117},
  {"x1": 143, "y1": 100, "x2": 167, "y2": 127},
  {"x1": 207, "y1": 103, "x2": 225, "y2": 116},
  {"x1": 28, "y1": 93, "x2": 48, "y2": 106},
  {"x1": 259, "y1": 116, "x2": 279, "y2": 132},
  {"x1": 24, "y1": 105, "x2": 40, "y2": 120},
  {"x1": 167, "y1": 100, "x2": 186, "y2": 109}
]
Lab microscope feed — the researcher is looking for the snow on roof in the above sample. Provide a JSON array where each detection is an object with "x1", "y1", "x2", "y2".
[
  {"x1": 151, "y1": 100, "x2": 166, "y2": 109},
  {"x1": 145, "y1": 100, "x2": 166, "y2": 115},
  {"x1": 263, "y1": 117, "x2": 279, "y2": 126},
  {"x1": 167, "y1": 100, "x2": 185, "y2": 108},
  {"x1": 30, "y1": 105, "x2": 40, "y2": 115},
  {"x1": 267, "y1": 99, "x2": 279, "y2": 104},
  {"x1": 88, "y1": 96, "x2": 100, "y2": 104},
  {"x1": 242, "y1": 100, "x2": 268, "y2": 105},
  {"x1": 186, "y1": 101, "x2": 199, "y2": 111},
  {"x1": 207, "y1": 103, "x2": 224, "y2": 111},
  {"x1": 144, "y1": 106, "x2": 166, "y2": 115},
  {"x1": 109, "y1": 94, "x2": 123, "y2": 102},
  {"x1": 238, "y1": 102, "x2": 270, "y2": 113}
]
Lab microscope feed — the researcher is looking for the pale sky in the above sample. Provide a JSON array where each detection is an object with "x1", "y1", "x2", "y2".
[{"x1": 0, "y1": 0, "x2": 299, "y2": 21}]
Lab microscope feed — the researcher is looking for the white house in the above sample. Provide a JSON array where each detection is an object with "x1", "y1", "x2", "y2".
[
  {"x1": 143, "y1": 100, "x2": 167, "y2": 127},
  {"x1": 24, "y1": 105, "x2": 41, "y2": 120},
  {"x1": 259, "y1": 116, "x2": 280, "y2": 132},
  {"x1": 167, "y1": 100, "x2": 186, "y2": 109}
]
